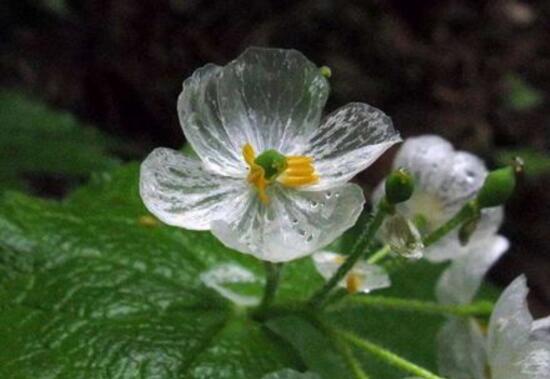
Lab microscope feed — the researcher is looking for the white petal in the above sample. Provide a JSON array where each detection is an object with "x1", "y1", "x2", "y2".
[
  {"x1": 437, "y1": 318, "x2": 488, "y2": 379},
  {"x1": 200, "y1": 263, "x2": 262, "y2": 306},
  {"x1": 487, "y1": 276, "x2": 534, "y2": 373},
  {"x1": 436, "y1": 235, "x2": 509, "y2": 305},
  {"x1": 139, "y1": 148, "x2": 248, "y2": 230},
  {"x1": 425, "y1": 206, "x2": 504, "y2": 262},
  {"x1": 211, "y1": 184, "x2": 365, "y2": 262},
  {"x1": 302, "y1": 103, "x2": 401, "y2": 190},
  {"x1": 177, "y1": 64, "x2": 247, "y2": 177},
  {"x1": 532, "y1": 317, "x2": 550, "y2": 343},
  {"x1": 216, "y1": 47, "x2": 330, "y2": 153},
  {"x1": 514, "y1": 342, "x2": 550, "y2": 379},
  {"x1": 393, "y1": 135, "x2": 489, "y2": 231},
  {"x1": 312, "y1": 251, "x2": 390, "y2": 293}
]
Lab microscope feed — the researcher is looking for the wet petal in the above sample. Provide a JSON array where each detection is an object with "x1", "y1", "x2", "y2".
[
  {"x1": 487, "y1": 276, "x2": 535, "y2": 374},
  {"x1": 211, "y1": 184, "x2": 365, "y2": 262},
  {"x1": 425, "y1": 206, "x2": 504, "y2": 262},
  {"x1": 200, "y1": 263, "x2": 262, "y2": 306},
  {"x1": 392, "y1": 135, "x2": 490, "y2": 233},
  {"x1": 437, "y1": 318, "x2": 488, "y2": 379},
  {"x1": 302, "y1": 103, "x2": 401, "y2": 190},
  {"x1": 140, "y1": 148, "x2": 248, "y2": 230},
  {"x1": 177, "y1": 64, "x2": 247, "y2": 177},
  {"x1": 436, "y1": 235, "x2": 509, "y2": 305},
  {"x1": 216, "y1": 47, "x2": 330, "y2": 153},
  {"x1": 312, "y1": 251, "x2": 390, "y2": 293}
]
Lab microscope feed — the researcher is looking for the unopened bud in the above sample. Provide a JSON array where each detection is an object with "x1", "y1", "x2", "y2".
[
  {"x1": 385, "y1": 169, "x2": 415, "y2": 204},
  {"x1": 477, "y1": 166, "x2": 516, "y2": 208}
]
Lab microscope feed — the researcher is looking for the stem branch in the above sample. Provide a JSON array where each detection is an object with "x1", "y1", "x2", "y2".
[
  {"x1": 309, "y1": 200, "x2": 391, "y2": 307},
  {"x1": 422, "y1": 201, "x2": 478, "y2": 247},
  {"x1": 258, "y1": 262, "x2": 282, "y2": 312},
  {"x1": 335, "y1": 295, "x2": 494, "y2": 317},
  {"x1": 338, "y1": 330, "x2": 445, "y2": 379}
]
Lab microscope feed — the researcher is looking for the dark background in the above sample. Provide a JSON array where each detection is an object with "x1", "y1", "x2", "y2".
[{"x1": 1, "y1": 0, "x2": 549, "y2": 313}]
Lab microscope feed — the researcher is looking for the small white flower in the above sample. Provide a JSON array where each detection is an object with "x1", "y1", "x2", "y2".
[
  {"x1": 487, "y1": 276, "x2": 550, "y2": 379},
  {"x1": 312, "y1": 251, "x2": 390, "y2": 294},
  {"x1": 436, "y1": 239, "x2": 550, "y2": 379},
  {"x1": 140, "y1": 47, "x2": 400, "y2": 262},
  {"x1": 373, "y1": 135, "x2": 503, "y2": 262},
  {"x1": 435, "y1": 235, "x2": 509, "y2": 379}
]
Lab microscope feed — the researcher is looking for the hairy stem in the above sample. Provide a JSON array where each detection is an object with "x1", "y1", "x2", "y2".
[
  {"x1": 422, "y1": 200, "x2": 478, "y2": 247},
  {"x1": 338, "y1": 330, "x2": 445, "y2": 379},
  {"x1": 309, "y1": 200, "x2": 391, "y2": 307},
  {"x1": 335, "y1": 295, "x2": 494, "y2": 317},
  {"x1": 258, "y1": 262, "x2": 282, "y2": 312}
]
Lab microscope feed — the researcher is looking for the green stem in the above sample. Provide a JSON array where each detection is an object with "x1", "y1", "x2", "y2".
[
  {"x1": 258, "y1": 262, "x2": 282, "y2": 312},
  {"x1": 335, "y1": 295, "x2": 494, "y2": 317},
  {"x1": 309, "y1": 200, "x2": 391, "y2": 307},
  {"x1": 366, "y1": 245, "x2": 391, "y2": 264},
  {"x1": 336, "y1": 338, "x2": 370, "y2": 379},
  {"x1": 338, "y1": 330, "x2": 445, "y2": 379},
  {"x1": 422, "y1": 200, "x2": 478, "y2": 247}
]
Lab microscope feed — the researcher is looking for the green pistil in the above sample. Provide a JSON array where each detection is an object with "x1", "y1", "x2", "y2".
[{"x1": 254, "y1": 149, "x2": 287, "y2": 180}]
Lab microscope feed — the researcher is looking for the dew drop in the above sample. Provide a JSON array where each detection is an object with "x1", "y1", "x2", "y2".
[
  {"x1": 325, "y1": 191, "x2": 332, "y2": 199},
  {"x1": 297, "y1": 229, "x2": 306, "y2": 236},
  {"x1": 291, "y1": 218, "x2": 299, "y2": 225},
  {"x1": 310, "y1": 200, "x2": 318, "y2": 208},
  {"x1": 306, "y1": 234, "x2": 313, "y2": 242}
]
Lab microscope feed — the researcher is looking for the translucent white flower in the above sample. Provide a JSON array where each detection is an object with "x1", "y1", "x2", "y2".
[
  {"x1": 436, "y1": 239, "x2": 550, "y2": 378},
  {"x1": 487, "y1": 276, "x2": 550, "y2": 379},
  {"x1": 435, "y1": 235, "x2": 509, "y2": 379},
  {"x1": 140, "y1": 47, "x2": 400, "y2": 262},
  {"x1": 312, "y1": 251, "x2": 390, "y2": 294},
  {"x1": 373, "y1": 135, "x2": 503, "y2": 262}
]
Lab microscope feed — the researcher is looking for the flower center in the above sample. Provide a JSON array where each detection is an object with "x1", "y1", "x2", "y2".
[{"x1": 242, "y1": 143, "x2": 319, "y2": 204}]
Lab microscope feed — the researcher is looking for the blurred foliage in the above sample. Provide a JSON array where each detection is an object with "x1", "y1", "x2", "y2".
[
  {"x1": 503, "y1": 74, "x2": 544, "y2": 112},
  {"x1": 0, "y1": 90, "x2": 120, "y2": 194},
  {"x1": 0, "y1": 163, "x2": 498, "y2": 378}
]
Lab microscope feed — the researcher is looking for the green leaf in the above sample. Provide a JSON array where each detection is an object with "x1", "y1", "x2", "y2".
[
  {"x1": 503, "y1": 74, "x2": 544, "y2": 111},
  {"x1": 0, "y1": 163, "x2": 498, "y2": 378},
  {"x1": 0, "y1": 164, "x2": 309, "y2": 378},
  {"x1": 0, "y1": 90, "x2": 120, "y2": 193}
]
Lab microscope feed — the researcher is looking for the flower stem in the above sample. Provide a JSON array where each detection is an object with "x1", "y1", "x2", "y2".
[
  {"x1": 366, "y1": 245, "x2": 391, "y2": 264},
  {"x1": 335, "y1": 337, "x2": 371, "y2": 379},
  {"x1": 422, "y1": 200, "x2": 478, "y2": 247},
  {"x1": 334, "y1": 295, "x2": 494, "y2": 317},
  {"x1": 259, "y1": 262, "x2": 282, "y2": 311},
  {"x1": 309, "y1": 200, "x2": 391, "y2": 308},
  {"x1": 337, "y1": 330, "x2": 445, "y2": 379}
]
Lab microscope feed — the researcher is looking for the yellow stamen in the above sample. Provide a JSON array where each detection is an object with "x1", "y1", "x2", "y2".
[
  {"x1": 242, "y1": 143, "x2": 319, "y2": 204},
  {"x1": 346, "y1": 274, "x2": 362, "y2": 294},
  {"x1": 242, "y1": 143, "x2": 270, "y2": 204},
  {"x1": 278, "y1": 155, "x2": 319, "y2": 188}
]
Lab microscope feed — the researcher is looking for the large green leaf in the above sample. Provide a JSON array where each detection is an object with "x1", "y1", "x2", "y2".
[
  {"x1": 0, "y1": 90, "x2": 120, "y2": 193},
  {"x1": 0, "y1": 163, "x2": 496, "y2": 378}
]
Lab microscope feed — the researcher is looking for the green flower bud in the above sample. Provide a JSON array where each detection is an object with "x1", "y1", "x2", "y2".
[
  {"x1": 385, "y1": 168, "x2": 415, "y2": 204},
  {"x1": 320, "y1": 66, "x2": 332, "y2": 78},
  {"x1": 477, "y1": 166, "x2": 516, "y2": 208}
]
